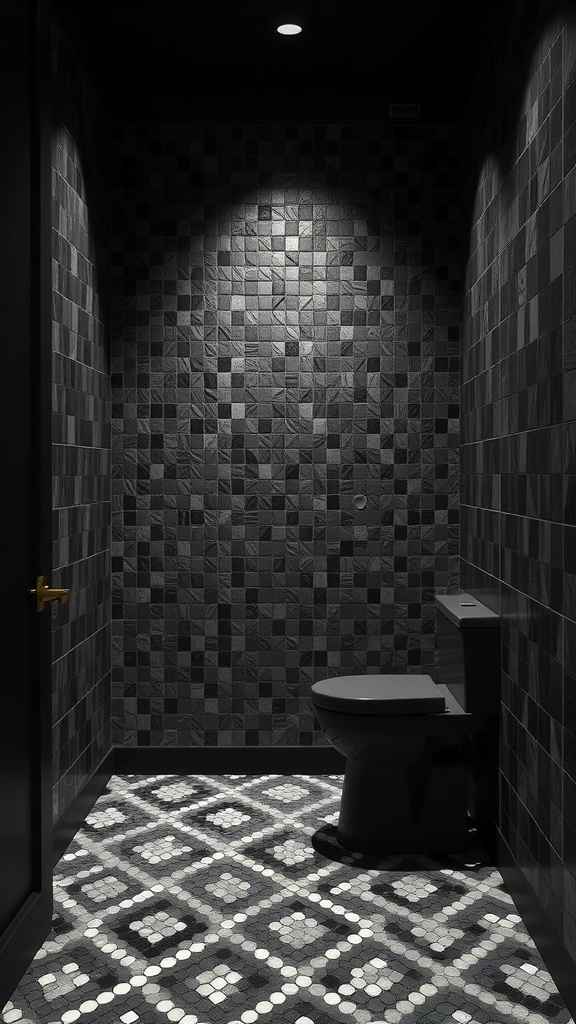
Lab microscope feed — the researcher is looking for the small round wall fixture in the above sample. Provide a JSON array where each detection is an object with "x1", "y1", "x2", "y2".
[{"x1": 277, "y1": 23, "x2": 302, "y2": 34}]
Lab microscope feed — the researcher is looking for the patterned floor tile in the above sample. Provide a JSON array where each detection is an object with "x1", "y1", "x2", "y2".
[
  {"x1": 2, "y1": 774, "x2": 574, "y2": 1024},
  {"x1": 126, "y1": 776, "x2": 220, "y2": 814}
]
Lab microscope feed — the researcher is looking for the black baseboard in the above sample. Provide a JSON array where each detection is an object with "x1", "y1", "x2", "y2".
[
  {"x1": 52, "y1": 751, "x2": 115, "y2": 866},
  {"x1": 114, "y1": 744, "x2": 346, "y2": 775},
  {"x1": 498, "y1": 832, "x2": 576, "y2": 1018}
]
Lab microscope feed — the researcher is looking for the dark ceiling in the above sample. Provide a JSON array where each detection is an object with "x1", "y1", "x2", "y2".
[{"x1": 53, "y1": 0, "x2": 513, "y2": 121}]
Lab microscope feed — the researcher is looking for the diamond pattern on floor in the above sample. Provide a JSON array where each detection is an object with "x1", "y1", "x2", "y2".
[{"x1": 2, "y1": 774, "x2": 574, "y2": 1024}]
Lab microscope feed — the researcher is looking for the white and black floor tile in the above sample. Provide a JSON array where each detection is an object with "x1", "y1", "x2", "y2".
[{"x1": 2, "y1": 774, "x2": 574, "y2": 1024}]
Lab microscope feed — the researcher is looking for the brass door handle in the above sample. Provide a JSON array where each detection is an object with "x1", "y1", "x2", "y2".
[{"x1": 31, "y1": 575, "x2": 72, "y2": 612}]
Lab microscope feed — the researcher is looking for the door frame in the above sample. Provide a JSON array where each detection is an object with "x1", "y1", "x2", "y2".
[{"x1": 0, "y1": 0, "x2": 54, "y2": 1009}]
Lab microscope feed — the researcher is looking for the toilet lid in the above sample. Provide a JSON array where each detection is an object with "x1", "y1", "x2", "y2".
[{"x1": 311, "y1": 674, "x2": 446, "y2": 715}]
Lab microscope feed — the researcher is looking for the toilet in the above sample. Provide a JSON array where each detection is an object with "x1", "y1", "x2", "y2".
[{"x1": 311, "y1": 592, "x2": 500, "y2": 854}]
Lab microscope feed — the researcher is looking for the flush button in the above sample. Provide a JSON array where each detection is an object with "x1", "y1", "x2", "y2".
[
  {"x1": 460, "y1": 601, "x2": 476, "y2": 606},
  {"x1": 353, "y1": 494, "x2": 367, "y2": 510}
]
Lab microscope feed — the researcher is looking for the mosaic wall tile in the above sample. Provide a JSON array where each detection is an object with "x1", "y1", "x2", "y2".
[
  {"x1": 461, "y1": 1, "x2": 576, "y2": 970},
  {"x1": 109, "y1": 121, "x2": 462, "y2": 748},
  {"x1": 2, "y1": 774, "x2": 574, "y2": 1024},
  {"x1": 51, "y1": 20, "x2": 111, "y2": 823}
]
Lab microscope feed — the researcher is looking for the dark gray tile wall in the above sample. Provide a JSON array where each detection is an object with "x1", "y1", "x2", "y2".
[
  {"x1": 110, "y1": 122, "x2": 461, "y2": 748},
  {"x1": 51, "y1": 22, "x2": 111, "y2": 822},
  {"x1": 462, "y1": 1, "x2": 576, "y2": 967}
]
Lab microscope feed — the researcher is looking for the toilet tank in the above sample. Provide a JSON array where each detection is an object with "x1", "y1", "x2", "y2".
[{"x1": 435, "y1": 593, "x2": 501, "y2": 714}]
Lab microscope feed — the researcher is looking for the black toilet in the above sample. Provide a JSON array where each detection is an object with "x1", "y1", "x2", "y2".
[{"x1": 311, "y1": 593, "x2": 500, "y2": 854}]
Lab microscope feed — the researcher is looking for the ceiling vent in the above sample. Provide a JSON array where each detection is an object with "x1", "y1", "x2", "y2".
[{"x1": 388, "y1": 102, "x2": 421, "y2": 119}]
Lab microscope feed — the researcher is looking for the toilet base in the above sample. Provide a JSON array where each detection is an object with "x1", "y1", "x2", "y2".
[{"x1": 336, "y1": 737, "x2": 469, "y2": 854}]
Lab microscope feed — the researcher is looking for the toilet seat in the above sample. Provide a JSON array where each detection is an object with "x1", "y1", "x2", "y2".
[{"x1": 311, "y1": 674, "x2": 446, "y2": 715}]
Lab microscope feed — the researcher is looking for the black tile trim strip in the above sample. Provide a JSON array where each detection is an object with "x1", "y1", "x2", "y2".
[
  {"x1": 114, "y1": 744, "x2": 346, "y2": 775},
  {"x1": 52, "y1": 750, "x2": 115, "y2": 866},
  {"x1": 498, "y1": 831, "x2": 576, "y2": 1020}
]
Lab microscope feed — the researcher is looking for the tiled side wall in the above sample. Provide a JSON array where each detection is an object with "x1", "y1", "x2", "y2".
[
  {"x1": 462, "y1": 2, "x2": 576, "y2": 966},
  {"x1": 110, "y1": 122, "x2": 461, "y2": 748},
  {"x1": 51, "y1": 23, "x2": 111, "y2": 822}
]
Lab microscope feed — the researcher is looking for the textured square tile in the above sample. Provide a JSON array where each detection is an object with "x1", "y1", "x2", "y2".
[
  {"x1": 109, "y1": 121, "x2": 461, "y2": 749},
  {"x1": 51, "y1": 21, "x2": 111, "y2": 824},
  {"x1": 461, "y1": 4, "x2": 576, "y2": 966}
]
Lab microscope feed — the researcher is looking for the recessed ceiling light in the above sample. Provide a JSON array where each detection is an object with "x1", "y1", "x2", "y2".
[{"x1": 277, "y1": 23, "x2": 302, "y2": 35}]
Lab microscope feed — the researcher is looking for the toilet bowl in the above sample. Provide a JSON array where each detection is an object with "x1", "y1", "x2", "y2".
[{"x1": 311, "y1": 593, "x2": 500, "y2": 854}]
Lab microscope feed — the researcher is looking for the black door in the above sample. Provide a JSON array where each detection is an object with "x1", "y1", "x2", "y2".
[{"x1": 0, "y1": 0, "x2": 54, "y2": 1009}]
